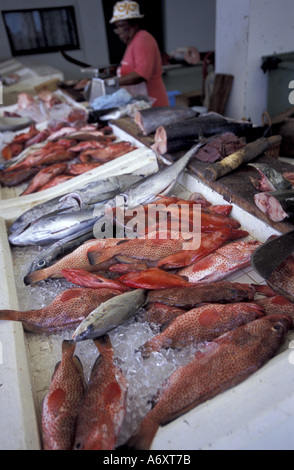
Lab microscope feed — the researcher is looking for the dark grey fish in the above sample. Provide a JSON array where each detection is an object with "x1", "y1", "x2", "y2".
[
  {"x1": 249, "y1": 163, "x2": 292, "y2": 192},
  {"x1": 134, "y1": 106, "x2": 199, "y2": 136},
  {"x1": 24, "y1": 228, "x2": 94, "y2": 281}
]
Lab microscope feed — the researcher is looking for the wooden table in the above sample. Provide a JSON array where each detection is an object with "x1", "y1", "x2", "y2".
[{"x1": 113, "y1": 116, "x2": 294, "y2": 234}]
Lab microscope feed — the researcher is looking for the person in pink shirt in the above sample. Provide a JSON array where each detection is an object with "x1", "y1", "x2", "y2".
[{"x1": 109, "y1": 1, "x2": 169, "y2": 107}]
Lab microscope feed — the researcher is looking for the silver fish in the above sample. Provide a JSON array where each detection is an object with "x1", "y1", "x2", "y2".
[
  {"x1": 9, "y1": 209, "x2": 98, "y2": 246},
  {"x1": 24, "y1": 228, "x2": 94, "y2": 282},
  {"x1": 9, "y1": 174, "x2": 145, "y2": 235},
  {"x1": 121, "y1": 142, "x2": 207, "y2": 209},
  {"x1": 73, "y1": 288, "x2": 147, "y2": 342}
]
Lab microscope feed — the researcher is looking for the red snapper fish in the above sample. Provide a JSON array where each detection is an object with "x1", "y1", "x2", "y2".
[
  {"x1": 118, "y1": 268, "x2": 195, "y2": 290},
  {"x1": 178, "y1": 240, "x2": 261, "y2": 283},
  {"x1": 62, "y1": 269, "x2": 130, "y2": 292},
  {"x1": 255, "y1": 294, "x2": 294, "y2": 327},
  {"x1": 140, "y1": 302, "x2": 265, "y2": 357},
  {"x1": 137, "y1": 302, "x2": 187, "y2": 330},
  {"x1": 21, "y1": 163, "x2": 68, "y2": 195},
  {"x1": 157, "y1": 228, "x2": 249, "y2": 270},
  {"x1": 147, "y1": 281, "x2": 257, "y2": 308},
  {"x1": 73, "y1": 335, "x2": 128, "y2": 450},
  {"x1": 87, "y1": 238, "x2": 187, "y2": 268},
  {"x1": 42, "y1": 340, "x2": 86, "y2": 450},
  {"x1": 0, "y1": 288, "x2": 121, "y2": 333},
  {"x1": 24, "y1": 238, "x2": 124, "y2": 285},
  {"x1": 126, "y1": 314, "x2": 291, "y2": 450}
]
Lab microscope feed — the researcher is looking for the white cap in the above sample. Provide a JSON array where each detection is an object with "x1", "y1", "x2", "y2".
[{"x1": 110, "y1": 1, "x2": 144, "y2": 24}]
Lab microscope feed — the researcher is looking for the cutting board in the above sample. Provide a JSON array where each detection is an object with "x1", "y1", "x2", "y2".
[{"x1": 188, "y1": 154, "x2": 294, "y2": 233}]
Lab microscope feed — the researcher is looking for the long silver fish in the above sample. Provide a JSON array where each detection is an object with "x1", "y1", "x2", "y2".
[
  {"x1": 9, "y1": 174, "x2": 145, "y2": 235},
  {"x1": 121, "y1": 141, "x2": 207, "y2": 209},
  {"x1": 9, "y1": 209, "x2": 98, "y2": 246},
  {"x1": 73, "y1": 288, "x2": 147, "y2": 342}
]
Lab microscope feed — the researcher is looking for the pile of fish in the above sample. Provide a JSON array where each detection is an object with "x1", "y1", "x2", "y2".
[
  {"x1": 3, "y1": 145, "x2": 294, "y2": 450},
  {"x1": 0, "y1": 123, "x2": 137, "y2": 193},
  {"x1": 134, "y1": 107, "x2": 252, "y2": 156},
  {"x1": 0, "y1": 90, "x2": 139, "y2": 194}
]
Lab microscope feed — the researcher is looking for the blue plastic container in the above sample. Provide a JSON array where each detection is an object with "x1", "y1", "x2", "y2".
[{"x1": 167, "y1": 90, "x2": 181, "y2": 106}]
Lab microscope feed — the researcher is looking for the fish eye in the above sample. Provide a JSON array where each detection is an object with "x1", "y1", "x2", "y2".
[
  {"x1": 272, "y1": 324, "x2": 282, "y2": 332},
  {"x1": 37, "y1": 260, "x2": 46, "y2": 268},
  {"x1": 74, "y1": 442, "x2": 81, "y2": 450}
]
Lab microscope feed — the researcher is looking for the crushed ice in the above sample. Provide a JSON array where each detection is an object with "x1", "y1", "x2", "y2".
[{"x1": 12, "y1": 244, "x2": 199, "y2": 445}]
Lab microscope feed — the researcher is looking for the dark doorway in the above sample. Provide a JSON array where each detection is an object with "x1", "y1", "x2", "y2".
[{"x1": 102, "y1": 0, "x2": 165, "y2": 65}]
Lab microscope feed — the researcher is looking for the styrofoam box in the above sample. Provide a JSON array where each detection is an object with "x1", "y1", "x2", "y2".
[{"x1": 1, "y1": 164, "x2": 294, "y2": 451}]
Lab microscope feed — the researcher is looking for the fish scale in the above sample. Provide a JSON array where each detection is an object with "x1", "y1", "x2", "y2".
[
  {"x1": 126, "y1": 315, "x2": 291, "y2": 450},
  {"x1": 42, "y1": 340, "x2": 86, "y2": 450},
  {"x1": 178, "y1": 240, "x2": 261, "y2": 283},
  {"x1": 0, "y1": 287, "x2": 121, "y2": 333},
  {"x1": 140, "y1": 302, "x2": 265, "y2": 356},
  {"x1": 73, "y1": 336, "x2": 128, "y2": 450}
]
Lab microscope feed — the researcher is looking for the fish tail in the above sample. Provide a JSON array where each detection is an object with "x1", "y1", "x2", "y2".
[
  {"x1": 126, "y1": 416, "x2": 159, "y2": 450},
  {"x1": 251, "y1": 284, "x2": 277, "y2": 297},
  {"x1": 0, "y1": 309, "x2": 19, "y2": 321}
]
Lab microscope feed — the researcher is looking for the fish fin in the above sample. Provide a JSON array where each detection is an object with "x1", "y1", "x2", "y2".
[
  {"x1": 103, "y1": 382, "x2": 122, "y2": 402},
  {"x1": 93, "y1": 335, "x2": 114, "y2": 357},
  {"x1": 115, "y1": 255, "x2": 140, "y2": 264},
  {"x1": 251, "y1": 284, "x2": 277, "y2": 297},
  {"x1": 46, "y1": 388, "x2": 66, "y2": 414}
]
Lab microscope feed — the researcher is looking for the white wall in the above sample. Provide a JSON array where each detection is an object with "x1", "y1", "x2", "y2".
[
  {"x1": 215, "y1": 0, "x2": 294, "y2": 125},
  {"x1": 164, "y1": 0, "x2": 216, "y2": 53},
  {"x1": 0, "y1": 0, "x2": 216, "y2": 79}
]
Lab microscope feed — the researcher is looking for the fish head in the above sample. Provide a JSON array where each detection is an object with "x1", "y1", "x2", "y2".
[{"x1": 74, "y1": 423, "x2": 116, "y2": 450}]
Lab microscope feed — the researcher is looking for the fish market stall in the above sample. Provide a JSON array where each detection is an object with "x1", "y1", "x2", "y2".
[{"x1": 1, "y1": 157, "x2": 294, "y2": 449}]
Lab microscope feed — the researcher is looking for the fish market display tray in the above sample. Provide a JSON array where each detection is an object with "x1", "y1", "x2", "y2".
[
  {"x1": 0, "y1": 145, "x2": 158, "y2": 223},
  {"x1": 1, "y1": 171, "x2": 294, "y2": 450}
]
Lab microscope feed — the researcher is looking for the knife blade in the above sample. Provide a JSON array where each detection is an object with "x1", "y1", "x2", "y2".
[{"x1": 251, "y1": 230, "x2": 294, "y2": 280}]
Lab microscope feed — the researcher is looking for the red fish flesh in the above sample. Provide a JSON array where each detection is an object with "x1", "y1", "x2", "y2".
[
  {"x1": 126, "y1": 314, "x2": 291, "y2": 450},
  {"x1": 254, "y1": 190, "x2": 294, "y2": 222},
  {"x1": 177, "y1": 240, "x2": 261, "y2": 283},
  {"x1": 73, "y1": 336, "x2": 128, "y2": 450},
  {"x1": 147, "y1": 281, "x2": 256, "y2": 307},
  {"x1": 0, "y1": 288, "x2": 121, "y2": 333},
  {"x1": 140, "y1": 302, "x2": 265, "y2": 357},
  {"x1": 42, "y1": 340, "x2": 86, "y2": 450}
]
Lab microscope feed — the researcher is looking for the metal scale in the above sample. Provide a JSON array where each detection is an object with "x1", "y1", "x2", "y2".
[{"x1": 81, "y1": 66, "x2": 120, "y2": 105}]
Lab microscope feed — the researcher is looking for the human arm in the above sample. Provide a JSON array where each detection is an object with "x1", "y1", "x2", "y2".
[{"x1": 118, "y1": 71, "x2": 146, "y2": 86}]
